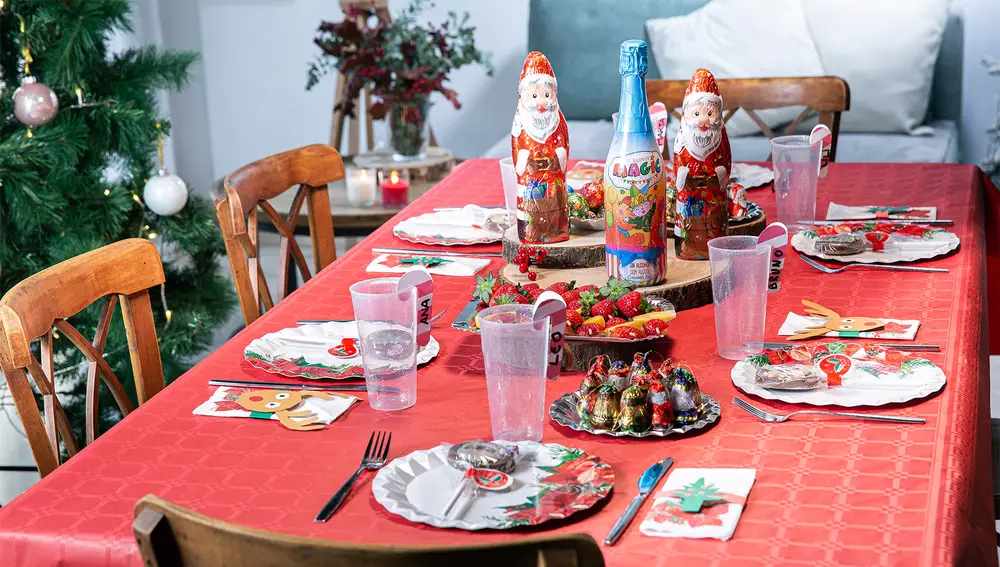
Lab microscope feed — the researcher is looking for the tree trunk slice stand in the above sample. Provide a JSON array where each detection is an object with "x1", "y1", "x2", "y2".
[
  {"x1": 352, "y1": 147, "x2": 455, "y2": 184},
  {"x1": 498, "y1": 203, "x2": 764, "y2": 370}
]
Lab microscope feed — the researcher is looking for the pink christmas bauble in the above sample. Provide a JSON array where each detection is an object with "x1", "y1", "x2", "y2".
[{"x1": 12, "y1": 77, "x2": 59, "y2": 127}]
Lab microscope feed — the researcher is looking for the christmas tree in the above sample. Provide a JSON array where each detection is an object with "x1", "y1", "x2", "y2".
[{"x1": 0, "y1": 1, "x2": 234, "y2": 439}]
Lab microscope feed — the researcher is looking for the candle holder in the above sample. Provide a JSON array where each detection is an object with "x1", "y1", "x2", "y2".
[
  {"x1": 346, "y1": 167, "x2": 377, "y2": 207},
  {"x1": 380, "y1": 168, "x2": 411, "y2": 208}
]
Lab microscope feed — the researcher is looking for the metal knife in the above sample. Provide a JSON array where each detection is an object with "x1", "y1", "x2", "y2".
[
  {"x1": 208, "y1": 379, "x2": 367, "y2": 391},
  {"x1": 745, "y1": 341, "x2": 940, "y2": 352},
  {"x1": 801, "y1": 219, "x2": 953, "y2": 226},
  {"x1": 604, "y1": 457, "x2": 674, "y2": 546}
]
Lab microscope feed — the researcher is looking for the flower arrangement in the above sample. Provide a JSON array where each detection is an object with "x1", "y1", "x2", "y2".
[{"x1": 307, "y1": 0, "x2": 493, "y2": 157}]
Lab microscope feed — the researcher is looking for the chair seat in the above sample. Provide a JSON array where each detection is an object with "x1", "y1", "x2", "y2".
[{"x1": 483, "y1": 119, "x2": 960, "y2": 164}]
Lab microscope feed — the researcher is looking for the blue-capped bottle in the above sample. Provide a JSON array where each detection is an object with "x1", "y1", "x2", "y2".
[{"x1": 604, "y1": 40, "x2": 667, "y2": 286}]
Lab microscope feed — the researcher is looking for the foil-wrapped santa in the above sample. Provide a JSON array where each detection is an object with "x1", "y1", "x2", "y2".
[
  {"x1": 511, "y1": 52, "x2": 570, "y2": 244},
  {"x1": 673, "y1": 68, "x2": 732, "y2": 260}
]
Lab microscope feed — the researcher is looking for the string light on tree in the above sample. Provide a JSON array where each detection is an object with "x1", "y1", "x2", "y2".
[
  {"x1": 142, "y1": 122, "x2": 189, "y2": 216},
  {"x1": 11, "y1": 15, "x2": 58, "y2": 128}
]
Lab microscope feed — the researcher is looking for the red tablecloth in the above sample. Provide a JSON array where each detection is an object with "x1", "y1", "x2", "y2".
[{"x1": 0, "y1": 161, "x2": 995, "y2": 567}]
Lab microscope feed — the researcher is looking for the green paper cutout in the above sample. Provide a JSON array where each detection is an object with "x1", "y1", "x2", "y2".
[
  {"x1": 398, "y1": 256, "x2": 451, "y2": 267},
  {"x1": 673, "y1": 477, "x2": 725, "y2": 513}
]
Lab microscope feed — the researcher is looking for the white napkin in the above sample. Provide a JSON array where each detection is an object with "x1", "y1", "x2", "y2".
[
  {"x1": 826, "y1": 202, "x2": 937, "y2": 221},
  {"x1": 778, "y1": 312, "x2": 919, "y2": 340},
  {"x1": 193, "y1": 386, "x2": 358, "y2": 426},
  {"x1": 639, "y1": 468, "x2": 756, "y2": 541},
  {"x1": 366, "y1": 254, "x2": 490, "y2": 277}
]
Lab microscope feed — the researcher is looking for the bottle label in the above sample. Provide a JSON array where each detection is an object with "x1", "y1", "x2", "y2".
[{"x1": 605, "y1": 148, "x2": 667, "y2": 285}]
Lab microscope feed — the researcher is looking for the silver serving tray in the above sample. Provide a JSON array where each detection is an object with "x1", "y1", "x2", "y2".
[{"x1": 548, "y1": 392, "x2": 721, "y2": 438}]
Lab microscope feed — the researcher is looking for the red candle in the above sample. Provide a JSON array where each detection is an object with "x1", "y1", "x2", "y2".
[{"x1": 381, "y1": 170, "x2": 409, "y2": 207}]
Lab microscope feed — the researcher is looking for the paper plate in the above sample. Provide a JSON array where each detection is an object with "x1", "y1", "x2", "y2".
[
  {"x1": 791, "y1": 223, "x2": 959, "y2": 264},
  {"x1": 372, "y1": 441, "x2": 614, "y2": 530},
  {"x1": 244, "y1": 321, "x2": 439, "y2": 380},
  {"x1": 394, "y1": 210, "x2": 504, "y2": 246},
  {"x1": 730, "y1": 344, "x2": 945, "y2": 407},
  {"x1": 730, "y1": 163, "x2": 773, "y2": 189}
]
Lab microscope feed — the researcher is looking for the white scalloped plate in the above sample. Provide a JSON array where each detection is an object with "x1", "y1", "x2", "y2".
[
  {"x1": 372, "y1": 441, "x2": 614, "y2": 530},
  {"x1": 731, "y1": 163, "x2": 774, "y2": 189},
  {"x1": 731, "y1": 357, "x2": 945, "y2": 407},
  {"x1": 394, "y1": 210, "x2": 504, "y2": 246},
  {"x1": 244, "y1": 321, "x2": 439, "y2": 380},
  {"x1": 791, "y1": 229, "x2": 959, "y2": 264}
]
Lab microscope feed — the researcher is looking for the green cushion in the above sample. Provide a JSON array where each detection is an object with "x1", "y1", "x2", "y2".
[{"x1": 528, "y1": 0, "x2": 709, "y2": 120}]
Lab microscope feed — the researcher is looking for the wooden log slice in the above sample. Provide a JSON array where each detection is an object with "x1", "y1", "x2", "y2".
[
  {"x1": 563, "y1": 338, "x2": 672, "y2": 372},
  {"x1": 726, "y1": 202, "x2": 767, "y2": 238},
  {"x1": 500, "y1": 245, "x2": 712, "y2": 311},
  {"x1": 501, "y1": 226, "x2": 606, "y2": 269}
]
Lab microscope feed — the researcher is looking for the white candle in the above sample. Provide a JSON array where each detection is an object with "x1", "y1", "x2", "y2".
[{"x1": 346, "y1": 168, "x2": 377, "y2": 207}]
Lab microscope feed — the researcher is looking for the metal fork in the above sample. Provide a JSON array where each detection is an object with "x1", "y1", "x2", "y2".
[
  {"x1": 315, "y1": 431, "x2": 392, "y2": 522},
  {"x1": 801, "y1": 255, "x2": 948, "y2": 274},
  {"x1": 732, "y1": 397, "x2": 925, "y2": 424}
]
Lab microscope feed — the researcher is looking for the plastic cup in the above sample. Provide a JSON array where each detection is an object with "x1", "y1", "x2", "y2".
[
  {"x1": 499, "y1": 157, "x2": 518, "y2": 227},
  {"x1": 771, "y1": 135, "x2": 820, "y2": 231},
  {"x1": 708, "y1": 236, "x2": 771, "y2": 360},
  {"x1": 478, "y1": 304, "x2": 548, "y2": 442},
  {"x1": 349, "y1": 278, "x2": 418, "y2": 411}
]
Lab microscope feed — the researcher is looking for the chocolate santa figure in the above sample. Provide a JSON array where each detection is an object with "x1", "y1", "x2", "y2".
[
  {"x1": 648, "y1": 379, "x2": 674, "y2": 430},
  {"x1": 511, "y1": 52, "x2": 570, "y2": 244},
  {"x1": 673, "y1": 68, "x2": 732, "y2": 260},
  {"x1": 728, "y1": 183, "x2": 748, "y2": 219}
]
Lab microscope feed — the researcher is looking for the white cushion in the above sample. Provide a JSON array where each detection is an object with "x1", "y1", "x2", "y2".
[
  {"x1": 801, "y1": 0, "x2": 950, "y2": 133},
  {"x1": 645, "y1": 0, "x2": 825, "y2": 137},
  {"x1": 645, "y1": 0, "x2": 951, "y2": 135}
]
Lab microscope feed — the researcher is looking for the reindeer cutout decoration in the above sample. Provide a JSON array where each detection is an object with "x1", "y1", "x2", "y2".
[
  {"x1": 788, "y1": 300, "x2": 885, "y2": 341},
  {"x1": 235, "y1": 390, "x2": 334, "y2": 431}
]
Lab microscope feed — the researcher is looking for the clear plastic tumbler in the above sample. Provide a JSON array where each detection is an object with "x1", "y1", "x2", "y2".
[
  {"x1": 478, "y1": 304, "x2": 548, "y2": 442},
  {"x1": 708, "y1": 236, "x2": 771, "y2": 360},
  {"x1": 349, "y1": 278, "x2": 418, "y2": 411},
  {"x1": 499, "y1": 157, "x2": 518, "y2": 227},
  {"x1": 771, "y1": 135, "x2": 820, "y2": 231}
]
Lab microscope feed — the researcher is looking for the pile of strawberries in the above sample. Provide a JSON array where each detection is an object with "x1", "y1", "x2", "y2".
[{"x1": 472, "y1": 274, "x2": 675, "y2": 339}]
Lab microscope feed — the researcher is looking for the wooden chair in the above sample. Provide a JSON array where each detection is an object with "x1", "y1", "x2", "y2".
[
  {"x1": 134, "y1": 494, "x2": 605, "y2": 567},
  {"x1": 645, "y1": 76, "x2": 851, "y2": 161},
  {"x1": 216, "y1": 144, "x2": 343, "y2": 325},
  {"x1": 0, "y1": 239, "x2": 166, "y2": 478}
]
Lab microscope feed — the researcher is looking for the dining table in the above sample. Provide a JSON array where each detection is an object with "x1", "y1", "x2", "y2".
[{"x1": 0, "y1": 159, "x2": 998, "y2": 567}]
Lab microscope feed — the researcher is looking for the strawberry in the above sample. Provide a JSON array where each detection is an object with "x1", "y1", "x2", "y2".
[
  {"x1": 567, "y1": 299, "x2": 582, "y2": 311},
  {"x1": 576, "y1": 323, "x2": 603, "y2": 337},
  {"x1": 561, "y1": 288, "x2": 582, "y2": 303},
  {"x1": 591, "y1": 299, "x2": 617, "y2": 319},
  {"x1": 489, "y1": 293, "x2": 528, "y2": 307},
  {"x1": 577, "y1": 290, "x2": 599, "y2": 316},
  {"x1": 567, "y1": 310, "x2": 584, "y2": 328},
  {"x1": 605, "y1": 316, "x2": 627, "y2": 328},
  {"x1": 643, "y1": 319, "x2": 670, "y2": 336},
  {"x1": 599, "y1": 277, "x2": 633, "y2": 301},
  {"x1": 521, "y1": 283, "x2": 540, "y2": 292},
  {"x1": 525, "y1": 288, "x2": 545, "y2": 301},
  {"x1": 491, "y1": 283, "x2": 519, "y2": 300},
  {"x1": 474, "y1": 272, "x2": 498, "y2": 303},
  {"x1": 546, "y1": 280, "x2": 576, "y2": 295},
  {"x1": 577, "y1": 284, "x2": 600, "y2": 295},
  {"x1": 616, "y1": 291, "x2": 649, "y2": 318},
  {"x1": 609, "y1": 326, "x2": 646, "y2": 340}
]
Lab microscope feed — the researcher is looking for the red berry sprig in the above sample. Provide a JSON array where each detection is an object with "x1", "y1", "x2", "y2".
[{"x1": 515, "y1": 246, "x2": 547, "y2": 281}]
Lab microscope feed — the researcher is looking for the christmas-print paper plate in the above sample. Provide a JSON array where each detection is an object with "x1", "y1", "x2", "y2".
[
  {"x1": 372, "y1": 441, "x2": 614, "y2": 531},
  {"x1": 731, "y1": 342, "x2": 945, "y2": 407},
  {"x1": 549, "y1": 393, "x2": 721, "y2": 438},
  {"x1": 244, "y1": 321, "x2": 439, "y2": 380},
  {"x1": 393, "y1": 209, "x2": 504, "y2": 246},
  {"x1": 730, "y1": 163, "x2": 773, "y2": 189},
  {"x1": 791, "y1": 222, "x2": 959, "y2": 264}
]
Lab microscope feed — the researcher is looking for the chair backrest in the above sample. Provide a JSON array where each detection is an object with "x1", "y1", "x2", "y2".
[
  {"x1": 0, "y1": 239, "x2": 166, "y2": 477},
  {"x1": 133, "y1": 494, "x2": 605, "y2": 567},
  {"x1": 645, "y1": 76, "x2": 851, "y2": 162},
  {"x1": 216, "y1": 144, "x2": 343, "y2": 325}
]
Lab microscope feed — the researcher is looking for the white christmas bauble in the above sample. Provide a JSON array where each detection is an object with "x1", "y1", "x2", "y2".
[{"x1": 143, "y1": 169, "x2": 189, "y2": 216}]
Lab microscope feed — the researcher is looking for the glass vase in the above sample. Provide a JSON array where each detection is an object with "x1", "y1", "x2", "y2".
[{"x1": 388, "y1": 95, "x2": 431, "y2": 161}]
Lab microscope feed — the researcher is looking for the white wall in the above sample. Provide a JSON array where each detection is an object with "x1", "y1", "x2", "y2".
[{"x1": 955, "y1": 0, "x2": 1000, "y2": 168}]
